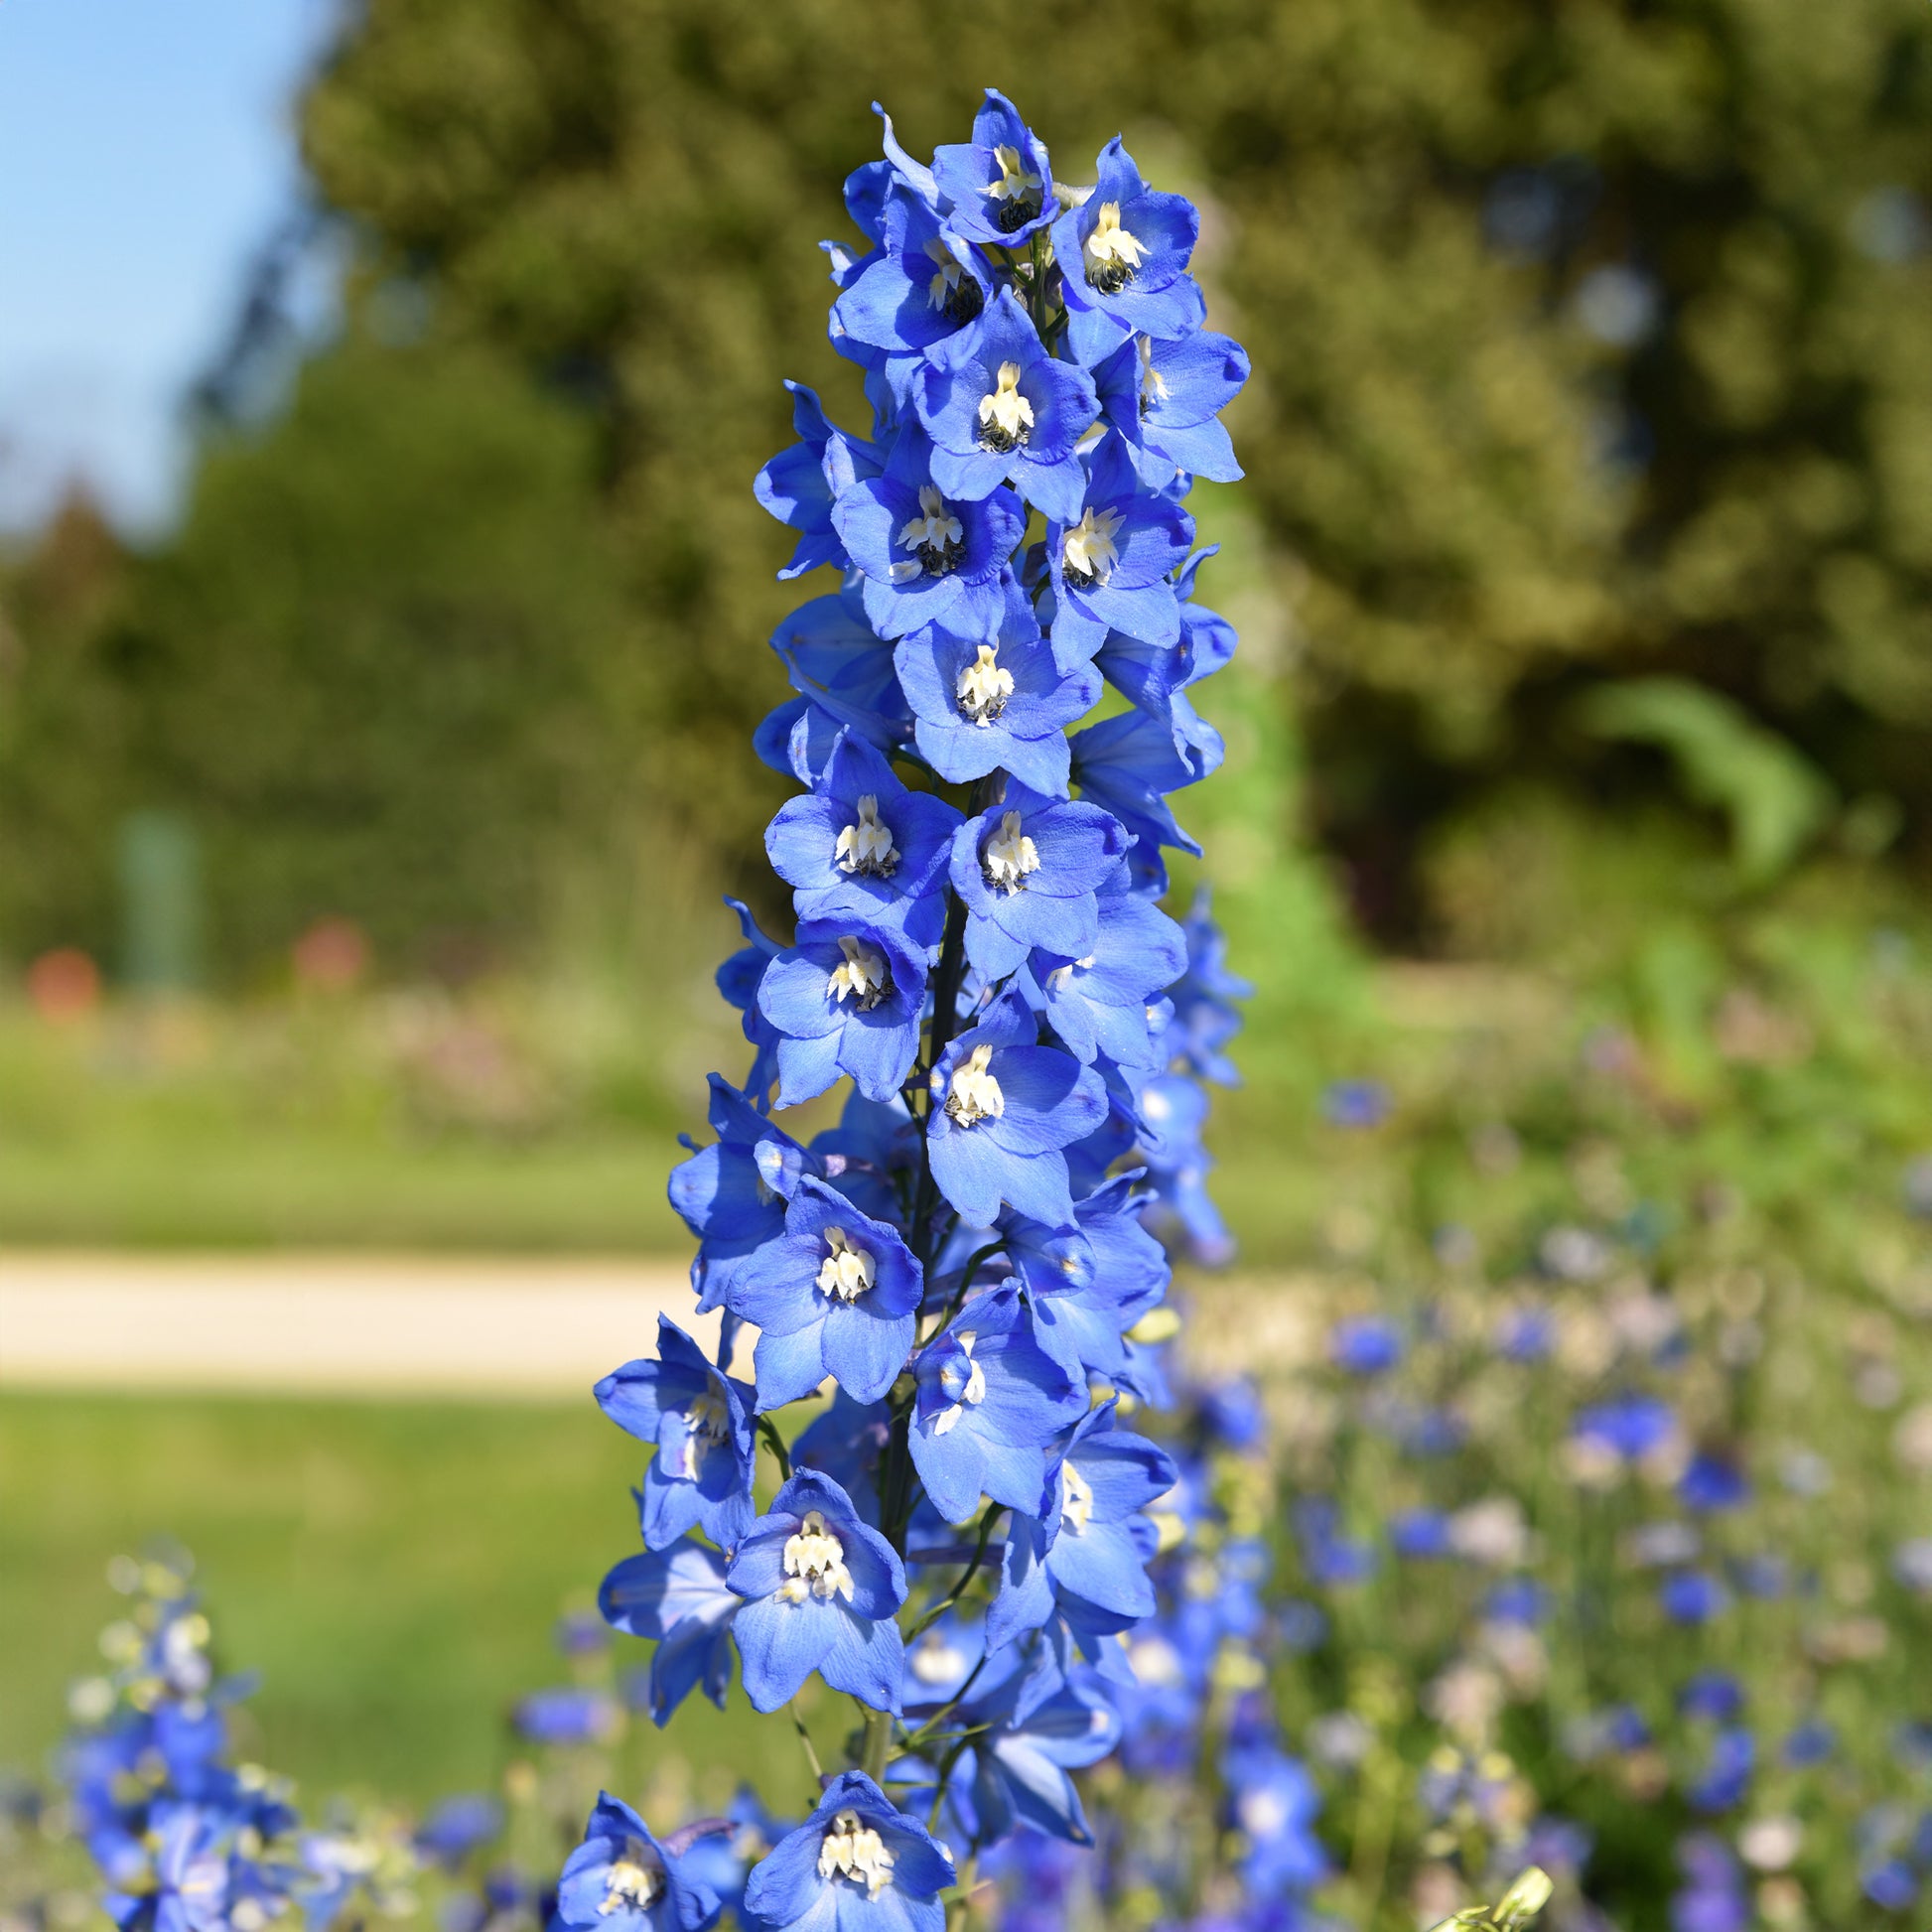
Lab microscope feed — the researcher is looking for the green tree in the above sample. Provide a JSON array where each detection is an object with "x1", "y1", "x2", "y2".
[
  {"x1": 0, "y1": 337, "x2": 635, "y2": 978},
  {"x1": 298, "y1": 0, "x2": 1930, "y2": 936}
]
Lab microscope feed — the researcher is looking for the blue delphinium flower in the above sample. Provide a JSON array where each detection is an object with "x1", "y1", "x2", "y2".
[
  {"x1": 1328, "y1": 1313, "x2": 1404, "y2": 1376},
  {"x1": 1048, "y1": 138, "x2": 1203, "y2": 365},
  {"x1": 835, "y1": 186, "x2": 990, "y2": 369},
  {"x1": 906, "y1": 1284, "x2": 1087, "y2": 1523},
  {"x1": 753, "y1": 381, "x2": 881, "y2": 581},
  {"x1": 1093, "y1": 328, "x2": 1249, "y2": 485},
  {"x1": 962, "y1": 1676, "x2": 1121, "y2": 1847},
  {"x1": 764, "y1": 730, "x2": 962, "y2": 948},
  {"x1": 600, "y1": 1536, "x2": 741, "y2": 1726},
  {"x1": 832, "y1": 427, "x2": 1023, "y2": 640},
  {"x1": 595, "y1": 1316, "x2": 758, "y2": 1551},
  {"x1": 949, "y1": 779, "x2": 1131, "y2": 979},
  {"x1": 990, "y1": 1401, "x2": 1177, "y2": 1648},
  {"x1": 726, "y1": 1471, "x2": 907, "y2": 1714},
  {"x1": 555, "y1": 1794, "x2": 719, "y2": 1932},
  {"x1": 895, "y1": 585, "x2": 1099, "y2": 795},
  {"x1": 931, "y1": 89, "x2": 1055, "y2": 246},
  {"x1": 726, "y1": 1176, "x2": 922, "y2": 1408},
  {"x1": 1045, "y1": 432, "x2": 1193, "y2": 665},
  {"x1": 758, "y1": 586, "x2": 911, "y2": 783},
  {"x1": 925, "y1": 990, "x2": 1107, "y2": 1228},
  {"x1": 740, "y1": 1771, "x2": 953, "y2": 1932},
  {"x1": 756, "y1": 917, "x2": 929, "y2": 1107},
  {"x1": 1027, "y1": 863, "x2": 1188, "y2": 1070},
  {"x1": 915, "y1": 288, "x2": 1097, "y2": 521}
]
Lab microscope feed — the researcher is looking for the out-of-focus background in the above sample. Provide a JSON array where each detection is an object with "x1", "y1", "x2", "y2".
[{"x1": 2, "y1": 0, "x2": 1928, "y2": 1870}]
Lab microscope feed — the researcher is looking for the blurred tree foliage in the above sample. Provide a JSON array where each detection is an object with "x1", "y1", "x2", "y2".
[
  {"x1": 1, "y1": 0, "x2": 1925, "y2": 976},
  {"x1": 0, "y1": 341, "x2": 636, "y2": 976},
  {"x1": 293, "y1": 0, "x2": 1930, "y2": 941}
]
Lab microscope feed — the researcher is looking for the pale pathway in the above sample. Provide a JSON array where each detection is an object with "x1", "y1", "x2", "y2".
[{"x1": 0, "y1": 1251, "x2": 739, "y2": 1401}]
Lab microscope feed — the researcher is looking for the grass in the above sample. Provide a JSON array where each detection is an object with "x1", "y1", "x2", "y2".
[{"x1": 0, "y1": 1392, "x2": 823, "y2": 1809}]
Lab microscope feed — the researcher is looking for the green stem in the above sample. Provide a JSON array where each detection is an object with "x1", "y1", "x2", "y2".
[
  {"x1": 789, "y1": 1701, "x2": 824, "y2": 1787},
  {"x1": 906, "y1": 1504, "x2": 1006, "y2": 1644},
  {"x1": 757, "y1": 1416, "x2": 791, "y2": 1482},
  {"x1": 860, "y1": 1707, "x2": 895, "y2": 1784}
]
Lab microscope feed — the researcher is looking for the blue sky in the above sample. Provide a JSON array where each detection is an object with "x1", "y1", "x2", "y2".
[{"x1": 0, "y1": 0, "x2": 337, "y2": 534}]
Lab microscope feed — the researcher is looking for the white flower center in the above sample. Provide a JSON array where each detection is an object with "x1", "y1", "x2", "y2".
[
  {"x1": 955, "y1": 643, "x2": 1015, "y2": 727},
  {"x1": 600, "y1": 1847, "x2": 662, "y2": 1914},
  {"x1": 944, "y1": 1043, "x2": 1005, "y2": 1127},
  {"x1": 894, "y1": 483, "x2": 965, "y2": 582},
  {"x1": 826, "y1": 934, "x2": 890, "y2": 1010},
  {"x1": 1237, "y1": 1787, "x2": 1291, "y2": 1841},
  {"x1": 1061, "y1": 1459, "x2": 1095, "y2": 1534},
  {"x1": 818, "y1": 1809, "x2": 895, "y2": 1896},
  {"x1": 924, "y1": 238, "x2": 966, "y2": 311},
  {"x1": 834, "y1": 795, "x2": 898, "y2": 877},
  {"x1": 981, "y1": 809, "x2": 1039, "y2": 893},
  {"x1": 779, "y1": 1509, "x2": 856, "y2": 1605},
  {"x1": 816, "y1": 1226, "x2": 877, "y2": 1304},
  {"x1": 1046, "y1": 954, "x2": 1096, "y2": 992},
  {"x1": 671, "y1": 1389, "x2": 732, "y2": 1480},
  {"x1": 930, "y1": 1331, "x2": 987, "y2": 1437},
  {"x1": 1083, "y1": 202, "x2": 1148, "y2": 289},
  {"x1": 1138, "y1": 334, "x2": 1169, "y2": 412},
  {"x1": 985, "y1": 144, "x2": 1042, "y2": 207},
  {"x1": 1061, "y1": 506, "x2": 1124, "y2": 587},
  {"x1": 977, "y1": 361, "x2": 1035, "y2": 451}
]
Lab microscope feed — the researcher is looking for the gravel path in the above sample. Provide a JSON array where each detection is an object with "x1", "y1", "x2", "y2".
[{"x1": 0, "y1": 1251, "x2": 734, "y2": 1399}]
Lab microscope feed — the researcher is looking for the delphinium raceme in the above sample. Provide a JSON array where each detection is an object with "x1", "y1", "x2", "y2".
[
  {"x1": 57, "y1": 1550, "x2": 340, "y2": 1932},
  {"x1": 577, "y1": 92, "x2": 1252, "y2": 1930}
]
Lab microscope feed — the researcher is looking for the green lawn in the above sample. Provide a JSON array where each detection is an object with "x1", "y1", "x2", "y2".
[{"x1": 0, "y1": 1392, "x2": 806, "y2": 1808}]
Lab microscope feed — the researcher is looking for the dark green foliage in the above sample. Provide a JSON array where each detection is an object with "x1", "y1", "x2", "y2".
[
  {"x1": 295, "y1": 0, "x2": 1931, "y2": 938},
  {"x1": 2, "y1": 339, "x2": 636, "y2": 978}
]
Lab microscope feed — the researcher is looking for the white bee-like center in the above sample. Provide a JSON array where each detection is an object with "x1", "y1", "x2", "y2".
[
  {"x1": 925, "y1": 237, "x2": 967, "y2": 311},
  {"x1": 944, "y1": 1043, "x2": 1005, "y2": 1127},
  {"x1": 977, "y1": 361, "x2": 1035, "y2": 446},
  {"x1": 1138, "y1": 334, "x2": 1170, "y2": 409},
  {"x1": 834, "y1": 795, "x2": 898, "y2": 877},
  {"x1": 1083, "y1": 201, "x2": 1149, "y2": 285},
  {"x1": 826, "y1": 934, "x2": 890, "y2": 1010},
  {"x1": 930, "y1": 1331, "x2": 988, "y2": 1437},
  {"x1": 818, "y1": 1809, "x2": 896, "y2": 1896},
  {"x1": 671, "y1": 1389, "x2": 732, "y2": 1480},
  {"x1": 894, "y1": 483, "x2": 966, "y2": 583},
  {"x1": 1046, "y1": 954, "x2": 1096, "y2": 992},
  {"x1": 1061, "y1": 1459, "x2": 1095, "y2": 1534},
  {"x1": 1061, "y1": 506, "x2": 1124, "y2": 587},
  {"x1": 816, "y1": 1226, "x2": 877, "y2": 1304},
  {"x1": 982, "y1": 809, "x2": 1040, "y2": 893},
  {"x1": 600, "y1": 1848, "x2": 663, "y2": 1914},
  {"x1": 985, "y1": 143, "x2": 1042, "y2": 207},
  {"x1": 956, "y1": 643, "x2": 1015, "y2": 727},
  {"x1": 779, "y1": 1509, "x2": 857, "y2": 1606}
]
